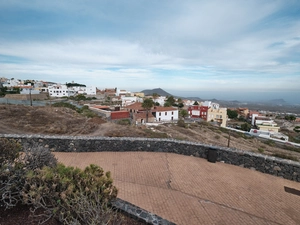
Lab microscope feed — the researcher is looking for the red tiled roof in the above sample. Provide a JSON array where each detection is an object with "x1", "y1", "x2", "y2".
[
  {"x1": 134, "y1": 112, "x2": 155, "y2": 119},
  {"x1": 152, "y1": 106, "x2": 177, "y2": 112},
  {"x1": 124, "y1": 102, "x2": 143, "y2": 111}
]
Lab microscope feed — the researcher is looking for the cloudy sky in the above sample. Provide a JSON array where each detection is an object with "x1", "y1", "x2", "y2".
[{"x1": 0, "y1": 0, "x2": 300, "y2": 102}]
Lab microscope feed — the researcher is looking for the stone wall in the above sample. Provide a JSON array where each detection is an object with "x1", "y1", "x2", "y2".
[
  {"x1": 5, "y1": 93, "x2": 48, "y2": 100},
  {"x1": 1, "y1": 134, "x2": 299, "y2": 182}
]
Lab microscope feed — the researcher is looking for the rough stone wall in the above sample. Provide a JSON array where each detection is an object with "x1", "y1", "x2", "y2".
[
  {"x1": 1, "y1": 134, "x2": 299, "y2": 182},
  {"x1": 5, "y1": 93, "x2": 48, "y2": 100}
]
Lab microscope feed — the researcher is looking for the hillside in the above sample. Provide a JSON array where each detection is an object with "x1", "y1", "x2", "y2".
[
  {"x1": 0, "y1": 104, "x2": 299, "y2": 161},
  {"x1": 140, "y1": 88, "x2": 173, "y2": 97}
]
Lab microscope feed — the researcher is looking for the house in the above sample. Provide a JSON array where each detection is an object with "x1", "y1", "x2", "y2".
[
  {"x1": 153, "y1": 96, "x2": 166, "y2": 106},
  {"x1": 133, "y1": 111, "x2": 156, "y2": 124},
  {"x1": 124, "y1": 102, "x2": 144, "y2": 113},
  {"x1": 183, "y1": 99, "x2": 194, "y2": 106},
  {"x1": 133, "y1": 92, "x2": 145, "y2": 98},
  {"x1": 237, "y1": 108, "x2": 249, "y2": 118},
  {"x1": 48, "y1": 84, "x2": 76, "y2": 97},
  {"x1": 72, "y1": 86, "x2": 97, "y2": 95},
  {"x1": 188, "y1": 105, "x2": 208, "y2": 120},
  {"x1": 121, "y1": 96, "x2": 143, "y2": 107},
  {"x1": 104, "y1": 88, "x2": 117, "y2": 97},
  {"x1": 252, "y1": 115, "x2": 280, "y2": 133},
  {"x1": 116, "y1": 88, "x2": 132, "y2": 97},
  {"x1": 207, "y1": 107, "x2": 227, "y2": 127},
  {"x1": 188, "y1": 101, "x2": 227, "y2": 127},
  {"x1": 19, "y1": 85, "x2": 40, "y2": 95},
  {"x1": 152, "y1": 106, "x2": 178, "y2": 122}
]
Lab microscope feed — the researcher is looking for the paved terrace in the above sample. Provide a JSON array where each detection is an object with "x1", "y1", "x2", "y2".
[{"x1": 54, "y1": 152, "x2": 300, "y2": 225}]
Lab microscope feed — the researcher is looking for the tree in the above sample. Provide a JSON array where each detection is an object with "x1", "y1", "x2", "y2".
[
  {"x1": 227, "y1": 109, "x2": 238, "y2": 119},
  {"x1": 164, "y1": 102, "x2": 171, "y2": 107},
  {"x1": 180, "y1": 109, "x2": 189, "y2": 119},
  {"x1": 142, "y1": 98, "x2": 154, "y2": 123},
  {"x1": 285, "y1": 115, "x2": 296, "y2": 121},
  {"x1": 152, "y1": 93, "x2": 160, "y2": 99},
  {"x1": 166, "y1": 96, "x2": 176, "y2": 106},
  {"x1": 241, "y1": 123, "x2": 251, "y2": 131},
  {"x1": 178, "y1": 102, "x2": 184, "y2": 109},
  {"x1": 193, "y1": 101, "x2": 199, "y2": 105}
]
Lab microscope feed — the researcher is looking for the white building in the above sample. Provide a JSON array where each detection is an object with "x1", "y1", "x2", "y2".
[
  {"x1": 72, "y1": 86, "x2": 96, "y2": 95},
  {"x1": 153, "y1": 96, "x2": 166, "y2": 106},
  {"x1": 152, "y1": 106, "x2": 178, "y2": 122},
  {"x1": 48, "y1": 84, "x2": 76, "y2": 97},
  {"x1": 116, "y1": 88, "x2": 131, "y2": 97},
  {"x1": 121, "y1": 96, "x2": 143, "y2": 106},
  {"x1": 202, "y1": 101, "x2": 219, "y2": 109},
  {"x1": 2, "y1": 78, "x2": 22, "y2": 87}
]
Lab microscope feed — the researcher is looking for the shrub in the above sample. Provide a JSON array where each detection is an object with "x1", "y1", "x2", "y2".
[
  {"x1": 0, "y1": 142, "x2": 57, "y2": 210},
  {"x1": 214, "y1": 135, "x2": 220, "y2": 140},
  {"x1": 22, "y1": 143, "x2": 57, "y2": 170},
  {"x1": 0, "y1": 138, "x2": 21, "y2": 165},
  {"x1": 117, "y1": 119, "x2": 131, "y2": 125},
  {"x1": 22, "y1": 164, "x2": 118, "y2": 224},
  {"x1": 177, "y1": 119, "x2": 186, "y2": 128},
  {"x1": 0, "y1": 138, "x2": 23, "y2": 209},
  {"x1": 258, "y1": 148, "x2": 264, "y2": 153},
  {"x1": 264, "y1": 140, "x2": 275, "y2": 147}
]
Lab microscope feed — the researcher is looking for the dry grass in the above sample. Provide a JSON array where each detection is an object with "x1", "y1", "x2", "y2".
[{"x1": 1, "y1": 104, "x2": 300, "y2": 161}]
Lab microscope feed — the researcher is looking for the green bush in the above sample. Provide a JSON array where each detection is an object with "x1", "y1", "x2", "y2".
[
  {"x1": 258, "y1": 148, "x2": 264, "y2": 153},
  {"x1": 22, "y1": 164, "x2": 118, "y2": 224},
  {"x1": 0, "y1": 141, "x2": 57, "y2": 209}
]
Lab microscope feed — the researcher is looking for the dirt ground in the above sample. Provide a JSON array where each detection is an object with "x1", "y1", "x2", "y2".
[{"x1": 0, "y1": 104, "x2": 300, "y2": 161}]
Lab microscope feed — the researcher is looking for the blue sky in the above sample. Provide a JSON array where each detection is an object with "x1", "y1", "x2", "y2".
[{"x1": 0, "y1": 0, "x2": 300, "y2": 102}]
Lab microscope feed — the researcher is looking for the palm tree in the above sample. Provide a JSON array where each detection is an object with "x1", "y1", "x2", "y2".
[{"x1": 142, "y1": 98, "x2": 154, "y2": 123}]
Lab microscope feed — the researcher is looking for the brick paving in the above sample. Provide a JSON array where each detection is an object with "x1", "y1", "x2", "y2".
[{"x1": 54, "y1": 152, "x2": 300, "y2": 225}]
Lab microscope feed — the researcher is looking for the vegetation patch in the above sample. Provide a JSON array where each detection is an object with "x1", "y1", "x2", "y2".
[
  {"x1": 272, "y1": 153, "x2": 298, "y2": 161},
  {"x1": 0, "y1": 138, "x2": 120, "y2": 225}
]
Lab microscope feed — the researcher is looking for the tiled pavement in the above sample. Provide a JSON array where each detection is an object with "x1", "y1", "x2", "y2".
[{"x1": 54, "y1": 152, "x2": 300, "y2": 225}]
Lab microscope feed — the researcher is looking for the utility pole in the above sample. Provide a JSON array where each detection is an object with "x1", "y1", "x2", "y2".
[
  {"x1": 29, "y1": 88, "x2": 32, "y2": 106},
  {"x1": 227, "y1": 130, "x2": 231, "y2": 147}
]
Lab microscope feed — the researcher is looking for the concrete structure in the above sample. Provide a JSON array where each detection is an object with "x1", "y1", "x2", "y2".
[
  {"x1": 237, "y1": 107, "x2": 249, "y2": 118},
  {"x1": 116, "y1": 88, "x2": 131, "y2": 97},
  {"x1": 153, "y1": 96, "x2": 167, "y2": 106},
  {"x1": 207, "y1": 107, "x2": 227, "y2": 127},
  {"x1": 2, "y1": 78, "x2": 22, "y2": 87},
  {"x1": 152, "y1": 106, "x2": 178, "y2": 122},
  {"x1": 72, "y1": 86, "x2": 97, "y2": 95},
  {"x1": 48, "y1": 84, "x2": 76, "y2": 97},
  {"x1": 188, "y1": 105, "x2": 208, "y2": 120},
  {"x1": 110, "y1": 111, "x2": 130, "y2": 120},
  {"x1": 133, "y1": 92, "x2": 145, "y2": 98},
  {"x1": 121, "y1": 96, "x2": 143, "y2": 107}
]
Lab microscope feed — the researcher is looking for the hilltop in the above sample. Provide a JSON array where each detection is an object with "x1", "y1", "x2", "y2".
[{"x1": 140, "y1": 88, "x2": 173, "y2": 97}]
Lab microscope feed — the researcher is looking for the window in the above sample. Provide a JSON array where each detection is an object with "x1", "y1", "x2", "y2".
[
  {"x1": 165, "y1": 112, "x2": 167, "y2": 116},
  {"x1": 172, "y1": 112, "x2": 174, "y2": 115},
  {"x1": 159, "y1": 112, "x2": 161, "y2": 116}
]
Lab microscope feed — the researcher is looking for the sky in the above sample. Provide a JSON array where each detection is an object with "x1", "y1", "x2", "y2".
[{"x1": 0, "y1": 0, "x2": 300, "y2": 103}]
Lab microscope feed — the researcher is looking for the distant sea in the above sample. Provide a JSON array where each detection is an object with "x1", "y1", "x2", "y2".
[{"x1": 169, "y1": 90, "x2": 300, "y2": 105}]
